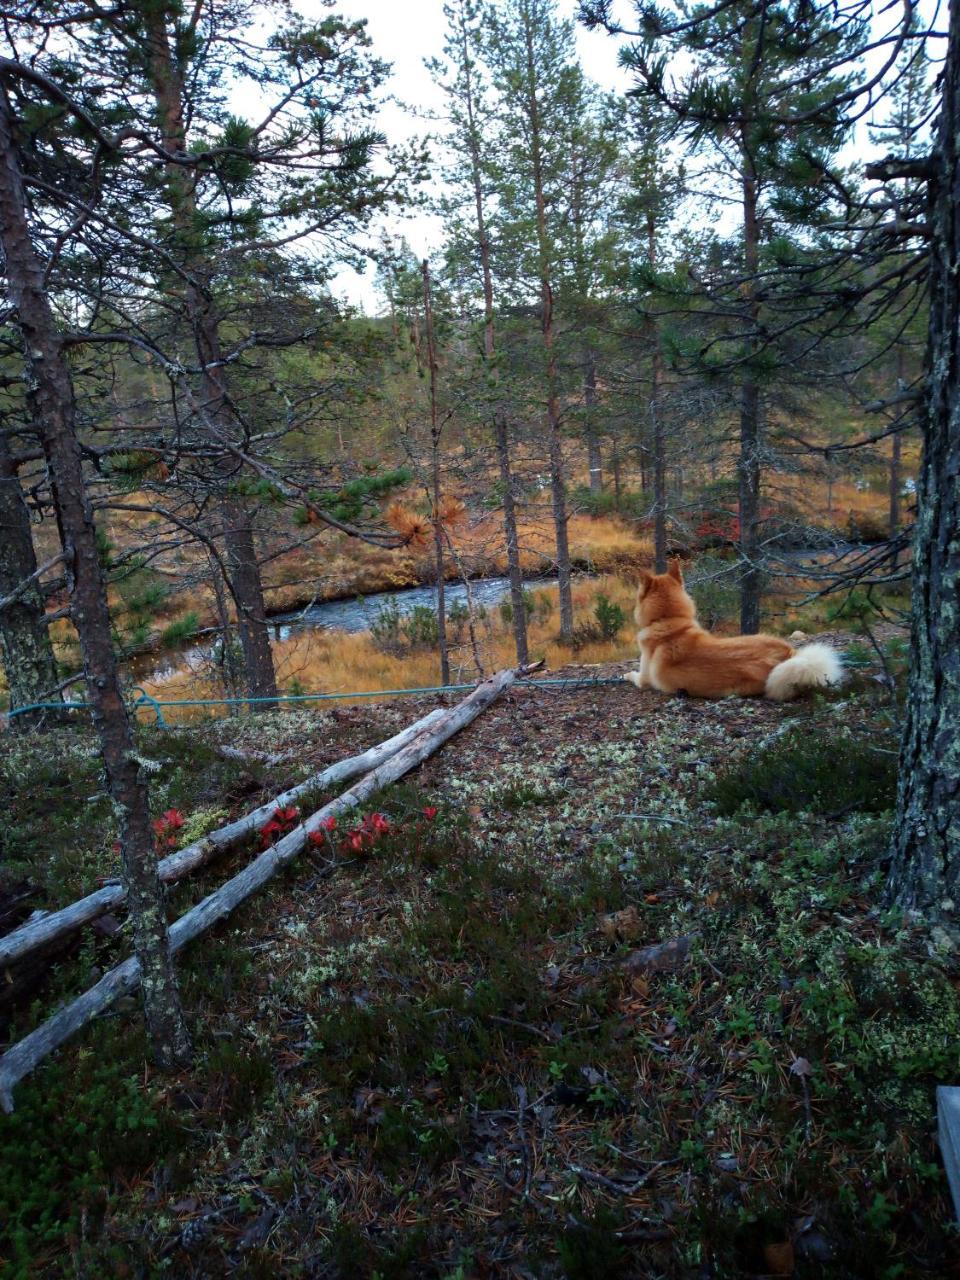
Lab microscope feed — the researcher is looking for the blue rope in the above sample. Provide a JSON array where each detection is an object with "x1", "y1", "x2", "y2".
[{"x1": 5, "y1": 675, "x2": 627, "y2": 724}]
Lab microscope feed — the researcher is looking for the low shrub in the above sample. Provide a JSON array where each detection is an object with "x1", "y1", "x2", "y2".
[
  {"x1": 571, "y1": 486, "x2": 619, "y2": 518},
  {"x1": 687, "y1": 555, "x2": 740, "y2": 629},
  {"x1": 593, "y1": 593, "x2": 625, "y2": 641},
  {"x1": 708, "y1": 726, "x2": 898, "y2": 816},
  {"x1": 403, "y1": 604, "x2": 439, "y2": 650}
]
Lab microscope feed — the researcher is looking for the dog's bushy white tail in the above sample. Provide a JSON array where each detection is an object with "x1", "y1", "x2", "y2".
[{"x1": 765, "y1": 643, "x2": 843, "y2": 702}]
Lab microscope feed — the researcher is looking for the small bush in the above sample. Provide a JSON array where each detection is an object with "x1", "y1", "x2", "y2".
[
  {"x1": 370, "y1": 597, "x2": 403, "y2": 653},
  {"x1": 371, "y1": 600, "x2": 440, "y2": 654},
  {"x1": 708, "y1": 727, "x2": 898, "y2": 816},
  {"x1": 160, "y1": 611, "x2": 199, "y2": 648},
  {"x1": 593, "y1": 593, "x2": 625, "y2": 641},
  {"x1": 571, "y1": 486, "x2": 618, "y2": 517},
  {"x1": 688, "y1": 554, "x2": 740, "y2": 629},
  {"x1": 498, "y1": 588, "x2": 536, "y2": 626},
  {"x1": 530, "y1": 589, "x2": 553, "y2": 622},
  {"x1": 403, "y1": 604, "x2": 439, "y2": 650},
  {"x1": 847, "y1": 509, "x2": 890, "y2": 543},
  {"x1": 447, "y1": 598, "x2": 470, "y2": 643}
]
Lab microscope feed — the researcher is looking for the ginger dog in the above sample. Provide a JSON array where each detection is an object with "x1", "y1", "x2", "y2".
[{"x1": 622, "y1": 559, "x2": 842, "y2": 701}]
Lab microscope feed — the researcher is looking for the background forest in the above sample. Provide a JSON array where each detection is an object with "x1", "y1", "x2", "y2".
[{"x1": 0, "y1": 0, "x2": 930, "y2": 718}]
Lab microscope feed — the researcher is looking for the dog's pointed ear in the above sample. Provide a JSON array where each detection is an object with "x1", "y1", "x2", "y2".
[
  {"x1": 667, "y1": 557, "x2": 684, "y2": 584},
  {"x1": 637, "y1": 569, "x2": 654, "y2": 597}
]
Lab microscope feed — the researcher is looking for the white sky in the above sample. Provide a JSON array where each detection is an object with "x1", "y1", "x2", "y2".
[{"x1": 294, "y1": 0, "x2": 633, "y2": 313}]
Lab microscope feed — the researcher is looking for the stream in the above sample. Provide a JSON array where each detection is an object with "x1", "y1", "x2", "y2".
[{"x1": 145, "y1": 574, "x2": 557, "y2": 684}]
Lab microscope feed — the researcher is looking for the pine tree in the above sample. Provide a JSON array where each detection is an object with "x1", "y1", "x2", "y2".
[
  {"x1": 0, "y1": 76, "x2": 191, "y2": 1069},
  {"x1": 602, "y1": 0, "x2": 867, "y2": 629},
  {"x1": 429, "y1": 0, "x2": 529, "y2": 664},
  {"x1": 482, "y1": 0, "x2": 584, "y2": 640},
  {"x1": 615, "y1": 95, "x2": 685, "y2": 571}
]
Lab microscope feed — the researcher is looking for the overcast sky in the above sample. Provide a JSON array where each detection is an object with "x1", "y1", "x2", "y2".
[{"x1": 294, "y1": 0, "x2": 633, "y2": 313}]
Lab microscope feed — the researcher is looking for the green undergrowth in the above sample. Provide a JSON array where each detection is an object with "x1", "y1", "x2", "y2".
[
  {"x1": 709, "y1": 721, "x2": 899, "y2": 816},
  {"x1": 1, "y1": 689, "x2": 957, "y2": 1277}
]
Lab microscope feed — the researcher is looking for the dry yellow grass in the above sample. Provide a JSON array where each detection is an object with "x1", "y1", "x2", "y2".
[{"x1": 137, "y1": 576, "x2": 642, "y2": 724}]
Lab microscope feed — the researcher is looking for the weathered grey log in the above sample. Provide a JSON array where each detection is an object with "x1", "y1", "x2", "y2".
[
  {"x1": 0, "y1": 708, "x2": 447, "y2": 970},
  {"x1": 0, "y1": 667, "x2": 525, "y2": 1110},
  {"x1": 938, "y1": 1086, "x2": 960, "y2": 1223}
]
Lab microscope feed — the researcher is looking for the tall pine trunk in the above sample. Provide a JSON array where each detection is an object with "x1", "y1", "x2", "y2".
[
  {"x1": 583, "y1": 352, "x2": 602, "y2": 493},
  {"x1": 738, "y1": 167, "x2": 763, "y2": 634},
  {"x1": 458, "y1": 5, "x2": 529, "y2": 665},
  {"x1": 524, "y1": 18, "x2": 573, "y2": 639},
  {"x1": 647, "y1": 215, "x2": 668, "y2": 574},
  {"x1": 0, "y1": 435, "x2": 59, "y2": 724},
  {"x1": 890, "y1": 346, "x2": 906, "y2": 536},
  {"x1": 886, "y1": 0, "x2": 960, "y2": 916},
  {"x1": 146, "y1": 10, "x2": 276, "y2": 705},
  {"x1": 0, "y1": 85, "x2": 190, "y2": 1067},
  {"x1": 421, "y1": 260, "x2": 450, "y2": 685}
]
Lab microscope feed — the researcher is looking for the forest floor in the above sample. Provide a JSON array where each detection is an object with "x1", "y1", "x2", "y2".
[{"x1": 3, "y1": 638, "x2": 959, "y2": 1279}]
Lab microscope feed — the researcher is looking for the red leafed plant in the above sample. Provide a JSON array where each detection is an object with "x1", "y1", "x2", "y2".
[
  {"x1": 152, "y1": 808, "x2": 186, "y2": 851},
  {"x1": 259, "y1": 805, "x2": 301, "y2": 848}
]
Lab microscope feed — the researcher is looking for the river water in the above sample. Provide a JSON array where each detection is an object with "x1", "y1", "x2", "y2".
[
  {"x1": 145, "y1": 574, "x2": 556, "y2": 684},
  {"x1": 269, "y1": 574, "x2": 553, "y2": 639}
]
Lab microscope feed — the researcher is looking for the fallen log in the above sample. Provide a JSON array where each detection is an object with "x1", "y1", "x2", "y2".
[
  {"x1": 0, "y1": 666, "x2": 527, "y2": 1111},
  {"x1": 0, "y1": 707, "x2": 448, "y2": 972}
]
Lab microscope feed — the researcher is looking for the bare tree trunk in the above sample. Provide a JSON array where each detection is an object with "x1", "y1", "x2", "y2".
[
  {"x1": 145, "y1": 11, "x2": 276, "y2": 706},
  {"x1": 494, "y1": 414, "x2": 529, "y2": 665},
  {"x1": 522, "y1": 20, "x2": 573, "y2": 639},
  {"x1": 611, "y1": 437, "x2": 622, "y2": 509},
  {"x1": 651, "y1": 348, "x2": 667, "y2": 574},
  {"x1": 890, "y1": 346, "x2": 906, "y2": 536},
  {"x1": 738, "y1": 167, "x2": 763, "y2": 635},
  {"x1": 0, "y1": 435, "x2": 59, "y2": 723},
  {"x1": 645, "y1": 216, "x2": 669, "y2": 574},
  {"x1": 222, "y1": 508, "x2": 277, "y2": 705},
  {"x1": 208, "y1": 550, "x2": 241, "y2": 709},
  {"x1": 421, "y1": 259, "x2": 450, "y2": 685},
  {"x1": 457, "y1": 2, "x2": 529, "y2": 667},
  {"x1": 0, "y1": 85, "x2": 190, "y2": 1068},
  {"x1": 584, "y1": 352, "x2": 602, "y2": 493},
  {"x1": 886, "y1": 0, "x2": 960, "y2": 917}
]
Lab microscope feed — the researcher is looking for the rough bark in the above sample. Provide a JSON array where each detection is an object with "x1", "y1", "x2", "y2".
[
  {"x1": 886, "y1": 0, "x2": 960, "y2": 917},
  {"x1": 0, "y1": 667, "x2": 531, "y2": 1110},
  {"x1": 494, "y1": 413, "x2": 530, "y2": 665},
  {"x1": 421, "y1": 259, "x2": 450, "y2": 685},
  {"x1": 0, "y1": 708, "x2": 447, "y2": 969},
  {"x1": 0, "y1": 84, "x2": 190, "y2": 1069},
  {"x1": 0, "y1": 434, "x2": 59, "y2": 723},
  {"x1": 583, "y1": 352, "x2": 603, "y2": 493},
  {"x1": 648, "y1": 215, "x2": 668, "y2": 574},
  {"x1": 890, "y1": 346, "x2": 906, "y2": 536},
  {"x1": 738, "y1": 167, "x2": 763, "y2": 635}
]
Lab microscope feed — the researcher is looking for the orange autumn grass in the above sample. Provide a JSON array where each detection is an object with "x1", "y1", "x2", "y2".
[{"x1": 135, "y1": 577, "x2": 641, "y2": 724}]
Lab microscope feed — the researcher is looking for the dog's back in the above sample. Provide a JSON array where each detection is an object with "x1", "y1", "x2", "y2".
[{"x1": 625, "y1": 559, "x2": 842, "y2": 700}]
